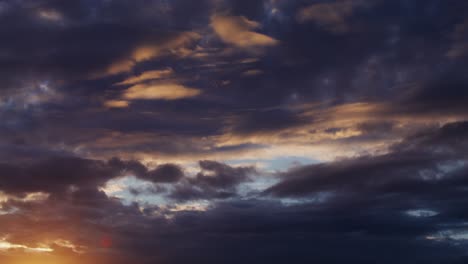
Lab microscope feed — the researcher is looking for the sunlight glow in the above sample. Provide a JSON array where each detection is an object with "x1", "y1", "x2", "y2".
[{"x1": 0, "y1": 239, "x2": 53, "y2": 253}]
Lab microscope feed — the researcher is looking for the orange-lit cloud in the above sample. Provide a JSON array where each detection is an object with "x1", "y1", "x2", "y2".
[
  {"x1": 103, "y1": 100, "x2": 130, "y2": 108},
  {"x1": 0, "y1": 238, "x2": 52, "y2": 253},
  {"x1": 102, "y1": 32, "x2": 200, "y2": 76},
  {"x1": 116, "y1": 68, "x2": 174, "y2": 86},
  {"x1": 53, "y1": 239, "x2": 87, "y2": 254},
  {"x1": 211, "y1": 15, "x2": 278, "y2": 49},
  {"x1": 0, "y1": 192, "x2": 49, "y2": 204},
  {"x1": 122, "y1": 82, "x2": 201, "y2": 100},
  {"x1": 134, "y1": 32, "x2": 200, "y2": 60},
  {"x1": 105, "y1": 60, "x2": 136, "y2": 76}
]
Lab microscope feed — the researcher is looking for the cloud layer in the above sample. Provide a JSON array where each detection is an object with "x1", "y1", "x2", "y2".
[{"x1": 1, "y1": 0, "x2": 468, "y2": 263}]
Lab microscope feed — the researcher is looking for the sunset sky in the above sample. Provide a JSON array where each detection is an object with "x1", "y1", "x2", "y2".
[{"x1": 1, "y1": 0, "x2": 468, "y2": 263}]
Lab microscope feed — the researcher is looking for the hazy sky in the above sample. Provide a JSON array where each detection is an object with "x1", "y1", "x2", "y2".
[{"x1": 1, "y1": 0, "x2": 468, "y2": 263}]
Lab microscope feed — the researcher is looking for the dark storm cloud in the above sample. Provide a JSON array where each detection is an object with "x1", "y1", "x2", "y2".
[
  {"x1": 0, "y1": 157, "x2": 120, "y2": 194},
  {"x1": 266, "y1": 153, "x2": 437, "y2": 197},
  {"x1": 396, "y1": 67, "x2": 468, "y2": 115},
  {"x1": 154, "y1": 200, "x2": 465, "y2": 264},
  {"x1": 262, "y1": 121, "x2": 468, "y2": 252},
  {"x1": 124, "y1": 121, "x2": 468, "y2": 263},
  {"x1": 108, "y1": 158, "x2": 186, "y2": 184},
  {"x1": 0, "y1": 156, "x2": 186, "y2": 195},
  {"x1": 146, "y1": 164, "x2": 184, "y2": 183},
  {"x1": 193, "y1": 160, "x2": 254, "y2": 189},
  {"x1": 266, "y1": 121, "x2": 468, "y2": 198},
  {"x1": 391, "y1": 121, "x2": 468, "y2": 156},
  {"x1": 1, "y1": 121, "x2": 468, "y2": 263},
  {"x1": 169, "y1": 161, "x2": 256, "y2": 201},
  {"x1": 6, "y1": 190, "x2": 468, "y2": 264}
]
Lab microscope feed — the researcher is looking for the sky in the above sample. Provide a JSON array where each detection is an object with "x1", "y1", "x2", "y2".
[{"x1": 1, "y1": 0, "x2": 468, "y2": 263}]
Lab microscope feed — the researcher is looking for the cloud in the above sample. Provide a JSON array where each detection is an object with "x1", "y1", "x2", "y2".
[
  {"x1": 226, "y1": 108, "x2": 306, "y2": 135},
  {"x1": 134, "y1": 32, "x2": 201, "y2": 61},
  {"x1": 122, "y1": 82, "x2": 201, "y2": 100},
  {"x1": 0, "y1": 157, "x2": 124, "y2": 195},
  {"x1": 242, "y1": 69, "x2": 263, "y2": 77},
  {"x1": 296, "y1": 0, "x2": 371, "y2": 33},
  {"x1": 106, "y1": 68, "x2": 195, "y2": 106},
  {"x1": 0, "y1": 156, "x2": 187, "y2": 196},
  {"x1": 0, "y1": 122, "x2": 468, "y2": 263},
  {"x1": 104, "y1": 100, "x2": 130, "y2": 108},
  {"x1": 169, "y1": 161, "x2": 256, "y2": 201},
  {"x1": 266, "y1": 121, "x2": 468, "y2": 198},
  {"x1": 146, "y1": 164, "x2": 184, "y2": 183},
  {"x1": 116, "y1": 69, "x2": 174, "y2": 86},
  {"x1": 0, "y1": 238, "x2": 53, "y2": 253},
  {"x1": 211, "y1": 14, "x2": 278, "y2": 49},
  {"x1": 396, "y1": 68, "x2": 468, "y2": 115},
  {"x1": 193, "y1": 160, "x2": 255, "y2": 189},
  {"x1": 105, "y1": 59, "x2": 136, "y2": 76},
  {"x1": 103, "y1": 32, "x2": 200, "y2": 76},
  {"x1": 1, "y1": 1, "x2": 468, "y2": 263},
  {"x1": 37, "y1": 9, "x2": 64, "y2": 22}
]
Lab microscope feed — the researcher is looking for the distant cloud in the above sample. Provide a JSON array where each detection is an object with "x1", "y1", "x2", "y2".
[
  {"x1": 103, "y1": 100, "x2": 130, "y2": 108},
  {"x1": 297, "y1": 0, "x2": 370, "y2": 33},
  {"x1": 211, "y1": 15, "x2": 278, "y2": 49},
  {"x1": 37, "y1": 9, "x2": 63, "y2": 22},
  {"x1": 122, "y1": 82, "x2": 201, "y2": 100},
  {"x1": 115, "y1": 69, "x2": 174, "y2": 86},
  {"x1": 101, "y1": 32, "x2": 200, "y2": 76},
  {"x1": 242, "y1": 69, "x2": 263, "y2": 77}
]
